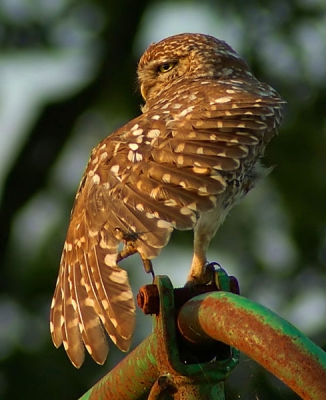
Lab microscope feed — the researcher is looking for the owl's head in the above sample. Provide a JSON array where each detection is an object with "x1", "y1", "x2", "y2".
[{"x1": 137, "y1": 33, "x2": 252, "y2": 102}]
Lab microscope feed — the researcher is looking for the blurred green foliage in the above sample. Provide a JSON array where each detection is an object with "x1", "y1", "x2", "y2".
[{"x1": 0, "y1": 0, "x2": 325, "y2": 399}]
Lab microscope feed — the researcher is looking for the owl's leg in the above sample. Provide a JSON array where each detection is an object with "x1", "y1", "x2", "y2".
[
  {"x1": 117, "y1": 245, "x2": 154, "y2": 280},
  {"x1": 115, "y1": 228, "x2": 138, "y2": 263},
  {"x1": 116, "y1": 244, "x2": 137, "y2": 263},
  {"x1": 187, "y1": 229, "x2": 214, "y2": 285},
  {"x1": 186, "y1": 206, "x2": 228, "y2": 285}
]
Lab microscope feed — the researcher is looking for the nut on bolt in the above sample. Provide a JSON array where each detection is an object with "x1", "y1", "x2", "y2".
[{"x1": 137, "y1": 284, "x2": 160, "y2": 315}]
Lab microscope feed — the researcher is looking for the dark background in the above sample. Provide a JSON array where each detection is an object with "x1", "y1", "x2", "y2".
[{"x1": 0, "y1": 1, "x2": 325, "y2": 399}]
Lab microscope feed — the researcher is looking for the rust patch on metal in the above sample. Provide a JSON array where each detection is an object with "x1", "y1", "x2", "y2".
[
  {"x1": 137, "y1": 284, "x2": 159, "y2": 314},
  {"x1": 178, "y1": 294, "x2": 326, "y2": 399}
]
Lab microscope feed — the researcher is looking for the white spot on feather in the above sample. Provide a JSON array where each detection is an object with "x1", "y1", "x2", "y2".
[
  {"x1": 65, "y1": 242, "x2": 73, "y2": 251},
  {"x1": 99, "y1": 152, "x2": 108, "y2": 162},
  {"x1": 129, "y1": 143, "x2": 139, "y2": 151},
  {"x1": 104, "y1": 253, "x2": 117, "y2": 266},
  {"x1": 110, "y1": 165, "x2": 120, "y2": 174},
  {"x1": 71, "y1": 298, "x2": 77, "y2": 310},
  {"x1": 110, "y1": 317, "x2": 118, "y2": 328},
  {"x1": 162, "y1": 174, "x2": 171, "y2": 183},
  {"x1": 193, "y1": 166, "x2": 208, "y2": 174},
  {"x1": 102, "y1": 299, "x2": 109, "y2": 310},
  {"x1": 212, "y1": 97, "x2": 232, "y2": 104},
  {"x1": 180, "y1": 207, "x2": 193, "y2": 216},
  {"x1": 84, "y1": 298, "x2": 95, "y2": 307},
  {"x1": 118, "y1": 291, "x2": 134, "y2": 302},
  {"x1": 164, "y1": 198, "x2": 178, "y2": 207},
  {"x1": 135, "y1": 152, "x2": 143, "y2": 162},
  {"x1": 156, "y1": 219, "x2": 172, "y2": 229},
  {"x1": 150, "y1": 187, "x2": 161, "y2": 199},
  {"x1": 92, "y1": 174, "x2": 100, "y2": 184},
  {"x1": 179, "y1": 106, "x2": 195, "y2": 117},
  {"x1": 127, "y1": 150, "x2": 135, "y2": 162},
  {"x1": 100, "y1": 239, "x2": 110, "y2": 249},
  {"x1": 110, "y1": 269, "x2": 127, "y2": 284},
  {"x1": 136, "y1": 203, "x2": 145, "y2": 211},
  {"x1": 175, "y1": 143, "x2": 185, "y2": 152},
  {"x1": 147, "y1": 129, "x2": 160, "y2": 138},
  {"x1": 198, "y1": 187, "x2": 208, "y2": 194},
  {"x1": 177, "y1": 155, "x2": 184, "y2": 164},
  {"x1": 132, "y1": 128, "x2": 143, "y2": 136},
  {"x1": 145, "y1": 212, "x2": 155, "y2": 219}
]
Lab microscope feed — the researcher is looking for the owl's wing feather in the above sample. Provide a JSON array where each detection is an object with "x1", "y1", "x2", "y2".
[
  {"x1": 50, "y1": 274, "x2": 63, "y2": 348},
  {"x1": 50, "y1": 177, "x2": 136, "y2": 367},
  {"x1": 71, "y1": 261, "x2": 108, "y2": 365},
  {"x1": 62, "y1": 262, "x2": 85, "y2": 367}
]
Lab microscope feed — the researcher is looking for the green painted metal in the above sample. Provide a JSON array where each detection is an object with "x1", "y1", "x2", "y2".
[
  {"x1": 79, "y1": 273, "x2": 239, "y2": 399},
  {"x1": 147, "y1": 275, "x2": 239, "y2": 399},
  {"x1": 79, "y1": 332, "x2": 158, "y2": 399},
  {"x1": 178, "y1": 291, "x2": 326, "y2": 400},
  {"x1": 211, "y1": 263, "x2": 230, "y2": 292},
  {"x1": 79, "y1": 272, "x2": 326, "y2": 399}
]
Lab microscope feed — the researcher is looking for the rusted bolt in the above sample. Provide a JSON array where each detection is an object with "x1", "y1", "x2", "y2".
[
  {"x1": 137, "y1": 284, "x2": 160, "y2": 315},
  {"x1": 137, "y1": 275, "x2": 239, "y2": 315}
]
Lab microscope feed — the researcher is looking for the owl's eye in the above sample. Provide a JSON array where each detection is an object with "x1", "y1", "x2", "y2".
[{"x1": 157, "y1": 62, "x2": 176, "y2": 73}]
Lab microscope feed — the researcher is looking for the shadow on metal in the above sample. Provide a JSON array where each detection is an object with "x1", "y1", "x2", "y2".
[{"x1": 79, "y1": 269, "x2": 326, "y2": 400}]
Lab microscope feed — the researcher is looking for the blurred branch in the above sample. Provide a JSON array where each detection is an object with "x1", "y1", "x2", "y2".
[{"x1": 0, "y1": 0, "x2": 150, "y2": 289}]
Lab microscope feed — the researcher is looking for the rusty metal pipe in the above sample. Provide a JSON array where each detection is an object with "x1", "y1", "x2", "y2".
[
  {"x1": 79, "y1": 332, "x2": 158, "y2": 400},
  {"x1": 177, "y1": 291, "x2": 326, "y2": 400}
]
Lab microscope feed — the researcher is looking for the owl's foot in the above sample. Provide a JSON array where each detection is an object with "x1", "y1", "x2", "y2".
[
  {"x1": 117, "y1": 244, "x2": 154, "y2": 281},
  {"x1": 141, "y1": 257, "x2": 155, "y2": 281},
  {"x1": 116, "y1": 244, "x2": 137, "y2": 263},
  {"x1": 185, "y1": 262, "x2": 217, "y2": 287}
]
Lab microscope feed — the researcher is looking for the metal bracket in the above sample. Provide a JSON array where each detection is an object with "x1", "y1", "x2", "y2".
[{"x1": 137, "y1": 269, "x2": 240, "y2": 399}]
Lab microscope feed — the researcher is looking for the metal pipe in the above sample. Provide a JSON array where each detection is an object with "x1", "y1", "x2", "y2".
[
  {"x1": 177, "y1": 291, "x2": 326, "y2": 400},
  {"x1": 79, "y1": 332, "x2": 158, "y2": 400},
  {"x1": 79, "y1": 274, "x2": 238, "y2": 400}
]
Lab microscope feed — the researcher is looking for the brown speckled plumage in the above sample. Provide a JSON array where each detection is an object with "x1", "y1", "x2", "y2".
[{"x1": 50, "y1": 33, "x2": 284, "y2": 367}]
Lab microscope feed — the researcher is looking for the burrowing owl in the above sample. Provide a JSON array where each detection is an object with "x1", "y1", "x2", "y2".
[{"x1": 50, "y1": 33, "x2": 284, "y2": 367}]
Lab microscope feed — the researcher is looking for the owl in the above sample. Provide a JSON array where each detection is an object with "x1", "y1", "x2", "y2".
[{"x1": 50, "y1": 33, "x2": 284, "y2": 367}]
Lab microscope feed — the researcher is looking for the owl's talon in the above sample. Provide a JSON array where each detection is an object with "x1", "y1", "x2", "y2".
[
  {"x1": 185, "y1": 262, "x2": 218, "y2": 287},
  {"x1": 142, "y1": 258, "x2": 155, "y2": 280},
  {"x1": 206, "y1": 261, "x2": 221, "y2": 269},
  {"x1": 203, "y1": 262, "x2": 218, "y2": 284}
]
